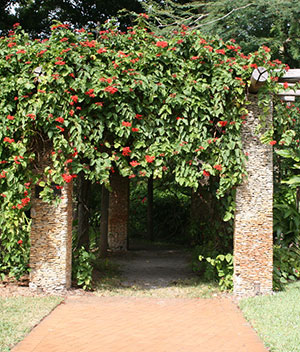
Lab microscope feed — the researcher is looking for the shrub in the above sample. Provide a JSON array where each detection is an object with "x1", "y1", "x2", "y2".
[{"x1": 72, "y1": 247, "x2": 95, "y2": 290}]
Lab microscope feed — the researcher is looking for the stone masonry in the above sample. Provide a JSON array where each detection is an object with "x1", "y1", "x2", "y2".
[
  {"x1": 234, "y1": 95, "x2": 273, "y2": 296},
  {"x1": 108, "y1": 172, "x2": 129, "y2": 251},
  {"x1": 29, "y1": 182, "x2": 73, "y2": 292}
]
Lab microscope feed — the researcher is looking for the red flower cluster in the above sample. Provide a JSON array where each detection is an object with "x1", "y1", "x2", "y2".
[
  {"x1": 203, "y1": 170, "x2": 210, "y2": 177},
  {"x1": 132, "y1": 128, "x2": 139, "y2": 132},
  {"x1": 55, "y1": 61, "x2": 66, "y2": 65},
  {"x1": 122, "y1": 121, "x2": 132, "y2": 127},
  {"x1": 122, "y1": 147, "x2": 131, "y2": 156},
  {"x1": 14, "y1": 155, "x2": 24, "y2": 164},
  {"x1": 17, "y1": 197, "x2": 31, "y2": 209},
  {"x1": 218, "y1": 121, "x2": 228, "y2": 127},
  {"x1": 145, "y1": 155, "x2": 155, "y2": 163},
  {"x1": 62, "y1": 173, "x2": 77, "y2": 183},
  {"x1": 85, "y1": 89, "x2": 95, "y2": 98},
  {"x1": 97, "y1": 48, "x2": 107, "y2": 54},
  {"x1": 55, "y1": 117, "x2": 64, "y2": 123},
  {"x1": 156, "y1": 41, "x2": 168, "y2": 48},
  {"x1": 269, "y1": 140, "x2": 277, "y2": 146},
  {"x1": 7, "y1": 115, "x2": 14, "y2": 120},
  {"x1": 130, "y1": 160, "x2": 140, "y2": 167},
  {"x1": 3, "y1": 137, "x2": 14, "y2": 143},
  {"x1": 56, "y1": 125, "x2": 64, "y2": 132},
  {"x1": 213, "y1": 164, "x2": 222, "y2": 171},
  {"x1": 139, "y1": 13, "x2": 149, "y2": 19},
  {"x1": 135, "y1": 114, "x2": 143, "y2": 120},
  {"x1": 71, "y1": 95, "x2": 78, "y2": 103},
  {"x1": 104, "y1": 86, "x2": 118, "y2": 94},
  {"x1": 27, "y1": 114, "x2": 36, "y2": 120},
  {"x1": 0, "y1": 171, "x2": 6, "y2": 179}
]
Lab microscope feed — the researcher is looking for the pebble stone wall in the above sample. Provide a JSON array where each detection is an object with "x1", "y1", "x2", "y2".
[
  {"x1": 233, "y1": 94, "x2": 273, "y2": 296},
  {"x1": 29, "y1": 181, "x2": 73, "y2": 292},
  {"x1": 108, "y1": 173, "x2": 129, "y2": 251}
]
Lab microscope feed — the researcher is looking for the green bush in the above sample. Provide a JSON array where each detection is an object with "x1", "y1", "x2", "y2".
[
  {"x1": 198, "y1": 252, "x2": 233, "y2": 291},
  {"x1": 72, "y1": 247, "x2": 95, "y2": 290},
  {"x1": 273, "y1": 244, "x2": 300, "y2": 290}
]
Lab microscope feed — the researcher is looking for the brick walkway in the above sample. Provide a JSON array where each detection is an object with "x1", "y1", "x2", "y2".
[{"x1": 12, "y1": 296, "x2": 268, "y2": 352}]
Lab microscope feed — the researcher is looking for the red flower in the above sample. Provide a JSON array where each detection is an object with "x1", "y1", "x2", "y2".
[
  {"x1": 156, "y1": 41, "x2": 168, "y2": 48},
  {"x1": 3, "y1": 137, "x2": 14, "y2": 143},
  {"x1": 18, "y1": 240, "x2": 23, "y2": 245},
  {"x1": 204, "y1": 45, "x2": 213, "y2": 52},
  {"x1": 56, "y1": 125, "x2": 65, "y2": 132},
  {"x1": 104, "y1": 86, "x2": 118, "y2": 94},
  {"x1": 16, "y1": 49, "x2": 26, "y2": 54},
  {"x1": 145, "y1": 155, "x2": 155, "y2": 163},
  {"x1": 26, "y1": 114, "x2": 36, "y2": 120},
  {"x1": 218, "y1": 121, "x2": 228, "y2": 127},
  {"x1": 122, "y1": 121, "x2": 132, "y2": 127},
  {"x1": 283, "y1": 82, "x2": 289, "y2": 89},
  {"x1": 85, "y1": 89, "x2": 95, "y2": 98},
  {"x1": 37, "y1": 49, "x2": 47, "y2": 56},
  {"x1": 215, "y1": 49, "x2": 225, "y2": 55},
  {"x1": 132, "y1": 128, "x2": 139, "y2": 132},
  {"x1": 62, "y1": 174, "x2": 74, "y2": 183},
  {"x1": 97, "y1": 48, "x2": 107, "y2": 54},
  {"x1": 213, "y1": 164, "x2": 222, "y2": 171},
  {"x1": 0, "y1": 171, "x2": 7, "y2": 179},
  {"x1": 139, "y1": 13, "x2": 149, "y2": 19},
  {"x1": 130, "y1": 161, "x2": 140, "y2": 167},
  {"x1": 262, "y1": 45, "x2": 271, "y2": 53},
  {"x1": 71, "y1": 95, "x2": 78, "y2": 103},
  {"x1": 55, "y1": 60, "x2": 65, "y2": 65},
  {"x1": 7, "y1": 115, "x2": 14, "y2": 120},
  {"x1": 135, "y1": 114, "x2": 143, "y2": 120},
  {"x1": 55, "y1": 117, "x2": 64, "y2": 123},
  {"x1": 7, "y1": 42, "x2": 16, "y2": 48},
  {"x1": 269, "y1": 140, "x2": 277, "y2": 146},
  {"x1": 122, "y1": 147, "x2": 131, "y2": 156},
  {"x1": 203, "y1": 170, "x2": 210, "y2": 177},
  {"x1": 95, "y1": 102, "x2": 104, "y2": 106},
  {"x1": 13, "y1": 23, "x2": 20, "y2": 28}
]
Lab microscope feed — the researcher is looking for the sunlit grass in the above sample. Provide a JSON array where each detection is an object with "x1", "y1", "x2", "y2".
[
  {"x1": 239, "y1": 281, "x2": 300, "y2": 352},
  {"x1": 0, "y1": 296, "x2": 62, "y2": 351}
]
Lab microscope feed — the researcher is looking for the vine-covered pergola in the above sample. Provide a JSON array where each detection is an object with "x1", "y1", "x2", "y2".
[{"x1": 0, "y1": 18, "x2": 298, "y2": 296}]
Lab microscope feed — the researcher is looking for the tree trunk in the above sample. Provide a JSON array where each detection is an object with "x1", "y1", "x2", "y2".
[
  {"x1": 99, "y1": 185, "x2": 109, "y2": 257},
  {"x1": 77, "y1": 171, "x2": 90, "y2": 249},
  {"x1": 147, "y1": 174, "x2": 154, "y2": 241}
]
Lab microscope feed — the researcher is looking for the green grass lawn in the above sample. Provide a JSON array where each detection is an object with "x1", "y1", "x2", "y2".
[
  {"x1": 0, "y1": 296, "x2": 62, "y2": 351},
  {"x1": 239, "y1": 281, "x2": 300, "y2": 352}
]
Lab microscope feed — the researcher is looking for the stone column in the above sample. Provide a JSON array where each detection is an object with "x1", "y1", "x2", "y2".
[
  {"x1": 29, "y1": 182, "x2": 73, "y2": 292},
  {"x1": 108, "y1": 172, "x2": 129, "y2": 251},
  {"x1": 233, "y1": 95, "x2": 273, "y2": 296}
]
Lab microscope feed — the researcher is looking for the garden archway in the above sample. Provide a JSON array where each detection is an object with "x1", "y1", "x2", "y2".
[{"x1": 0, "y1": 21, "x2": 296, "y2": 297}]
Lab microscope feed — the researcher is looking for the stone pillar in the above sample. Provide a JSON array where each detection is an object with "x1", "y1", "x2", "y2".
[
  {"x1": 233, "y1": 95, "x2": 273, "y2": 296},
  {"x1": 29, "y1": 182, "x2": 73, "y2": 292},
  {"x1": 108, "y1": 173, "x2": 129, "y2": 251}
]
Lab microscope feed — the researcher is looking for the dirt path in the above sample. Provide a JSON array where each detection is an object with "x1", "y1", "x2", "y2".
[{"x1": 110, "y1": 248, "x2": 196, "y2": 289}]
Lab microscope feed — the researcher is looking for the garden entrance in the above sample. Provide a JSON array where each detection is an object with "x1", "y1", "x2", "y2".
[{"x1": 1, "y1": 22, "x2": 298, "y2": 298}]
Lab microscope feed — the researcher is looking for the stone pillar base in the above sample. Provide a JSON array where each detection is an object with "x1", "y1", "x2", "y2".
[{"x1": 29, "y1": 182, "x2": 73, "y2": 292}]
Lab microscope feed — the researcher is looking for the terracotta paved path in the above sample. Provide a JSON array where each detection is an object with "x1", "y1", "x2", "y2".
[{"x1": 13, "y1": 295, "x2": 268, "y2": 352}]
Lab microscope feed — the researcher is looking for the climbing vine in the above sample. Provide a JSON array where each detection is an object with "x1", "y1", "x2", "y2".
[{"x1": 0, "y1": 16, "x2": 293, "y2": 277}]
